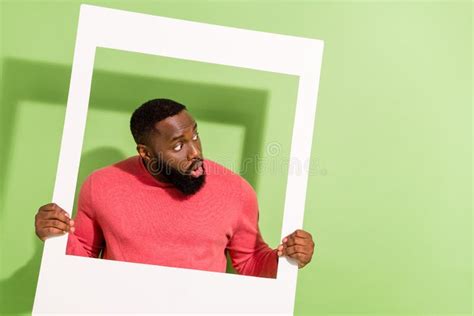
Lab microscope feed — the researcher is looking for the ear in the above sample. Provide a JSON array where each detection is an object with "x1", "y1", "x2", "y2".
[{"x1": 136, "y1": 144, "x2": 152, "y2": 161}]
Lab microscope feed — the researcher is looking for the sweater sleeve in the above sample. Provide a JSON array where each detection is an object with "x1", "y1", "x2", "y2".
[
  {"x1": 227, "y1": 179, "x2": 279, "y2": 278},
  {"x1": 66, "y1": 174, "x2": 104, "y2": 258}
]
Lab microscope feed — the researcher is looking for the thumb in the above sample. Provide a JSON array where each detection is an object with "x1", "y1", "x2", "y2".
[{"x1": 276, "y1": 244, "x2": 284, "y2": 257}]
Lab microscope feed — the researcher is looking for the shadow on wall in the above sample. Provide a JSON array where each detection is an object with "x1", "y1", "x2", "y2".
[
  {"x1": 0, "y1": 58, "x2": 269, "y2": 313},
  {"x1": 0, "y1": 147, "x2": 126, "y2": 315},
  {"x1": 0, "y1": 57, "x2": 269, "y2": 209},
  {"x1": 0, "y1": 237, "x2": 43, "y2": 315}
]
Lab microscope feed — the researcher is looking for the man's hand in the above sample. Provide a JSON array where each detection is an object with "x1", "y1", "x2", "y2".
[
  {"x1": 276, "y1": 229, "x2": 315, "y2": 269},
  {"x1": 34, "y1": 203, "x2": 75, "y2": 241}
]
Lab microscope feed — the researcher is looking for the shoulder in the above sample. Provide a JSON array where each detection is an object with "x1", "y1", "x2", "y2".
[
  {"x1": 86, "y1": 156, "x2": 138, "y2": 184},
  {"x1": 204, "y1": 159, "x2": 243, "y2": 183},
  {"x1": 203, "y1": 159, "x2": 256, "y2": 198},
  {"x1": 203, "y1": 159, "x2": 239, "y2": 177}
]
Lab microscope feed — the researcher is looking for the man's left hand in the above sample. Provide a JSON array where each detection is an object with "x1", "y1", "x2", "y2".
[{"x1": 277, "y1": 229, "x2": 315, "y2": 269}]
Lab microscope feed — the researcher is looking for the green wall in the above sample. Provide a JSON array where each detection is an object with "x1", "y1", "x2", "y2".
[{"x1": 0, "y1": 1, "x2": 471, "y2": 315}]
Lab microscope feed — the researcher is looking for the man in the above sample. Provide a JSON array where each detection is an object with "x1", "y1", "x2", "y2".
[{"x1": 34, "y1": 98, "x2": 315, "y2": 278}]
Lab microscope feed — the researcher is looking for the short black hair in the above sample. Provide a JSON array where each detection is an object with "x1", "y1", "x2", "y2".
[{"x1": 130, "y1": 98, "x2": 187, "y2": 144}]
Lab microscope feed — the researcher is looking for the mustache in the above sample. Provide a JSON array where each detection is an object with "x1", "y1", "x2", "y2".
[
  {"x1": 146, "y1": 157, "x2": 203, "y2": 175},
  {"x1": 187, "y1": 158, "x2": 203, "y2": 172}
]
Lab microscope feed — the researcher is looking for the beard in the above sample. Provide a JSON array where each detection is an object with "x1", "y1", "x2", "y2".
[{"x1": 147, "y1": 157, "x2": 206, "y2": 196}]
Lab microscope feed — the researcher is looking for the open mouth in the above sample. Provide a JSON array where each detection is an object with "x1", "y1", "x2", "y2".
[{"x1": 188, "y1": 160, "x2": 203, "y2": 178}]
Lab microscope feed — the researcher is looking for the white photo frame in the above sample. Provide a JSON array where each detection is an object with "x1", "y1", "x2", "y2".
[{"x1": 33, "y1": 4, "x2": 324, "y2": 315}]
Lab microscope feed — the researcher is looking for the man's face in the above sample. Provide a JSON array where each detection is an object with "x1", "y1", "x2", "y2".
[{"x1": 139, "y1": 110, "x2": 206, "y2": 195}]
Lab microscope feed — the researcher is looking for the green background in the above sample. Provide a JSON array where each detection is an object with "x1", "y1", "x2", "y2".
[{"x1": 0, "y1": 0, "x2": 471, "y2": 315}]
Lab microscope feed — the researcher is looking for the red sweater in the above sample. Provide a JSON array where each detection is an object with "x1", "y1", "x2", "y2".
[{"x1": 66, "y1": 156, "x2": 278, "y2": 278}]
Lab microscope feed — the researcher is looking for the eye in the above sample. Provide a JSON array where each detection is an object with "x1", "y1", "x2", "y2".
[
  {"x1": 192, "y1": 132, "x2": 199, "y2": 141},
  {"x1": 173, "y1": 143, "x2": 183, "y2": 151}
]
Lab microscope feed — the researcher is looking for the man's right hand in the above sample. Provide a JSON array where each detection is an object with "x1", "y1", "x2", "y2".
[{"x1": 35, "y1": 203, "x2": 75, "y2": 241}]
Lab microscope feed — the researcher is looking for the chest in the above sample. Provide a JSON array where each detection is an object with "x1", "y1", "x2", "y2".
[{"x1": 95, "y1": 185, "x2": 239, "y2": 248}]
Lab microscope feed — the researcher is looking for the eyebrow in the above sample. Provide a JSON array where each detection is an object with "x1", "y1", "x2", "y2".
[{"x1": 169, "y1": 122, "x2": 198, "y2": 142}]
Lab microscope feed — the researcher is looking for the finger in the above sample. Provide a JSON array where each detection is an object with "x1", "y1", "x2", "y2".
[
  {"x1": 284, "y1": 235, "x2": 310, "y2": 247},
  {"x1": 49, "y1": 203, "x2": 69, "y2": 219},
  {"x1": 284, "y1": 235, "x2": 296, "y2": 247},
  {"x1": 282, "y1": 234, "x2": 293, "y2": 244},
  {"x1": 294, "y1": 229, "x2": 312, "y2": 240},
  {"x1": 282, "y1": 229, "x2": 312, "y2": 243},
  {"x1": 283, "y1": 247, "x2": 313, "y2": 269},
  {"x1": 39, "y1": 203, "x2": 64, "y2": 213},
  {"x1": 285, "y1": 252, "x2": 310, "y2": 265},
  {"x1": 37, "y1": 227, "x2": 67, "y2": 241},
  {"x1": 282, "y1": 232, "x2": 294, "y2": 243},
  {"x1": 284, "y1": 245, "x2": 311, "y2": 257},
  {"x1": 37, "y1": 203, "x2": 69, "y2": 220},
  {"x1": 43, "y1": 209, "x2": 71, "y2": 225},
  {"x1": 276, "y1": 244, "x2": 284, "y2": 256},
  {"x1": 40, "y1": 219, "x2": 70, "y2": 232}
]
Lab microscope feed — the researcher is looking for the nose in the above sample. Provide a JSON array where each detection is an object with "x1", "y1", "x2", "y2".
[{"x1": 187, "y1": 142, "x2": 201, "y2": 161}]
